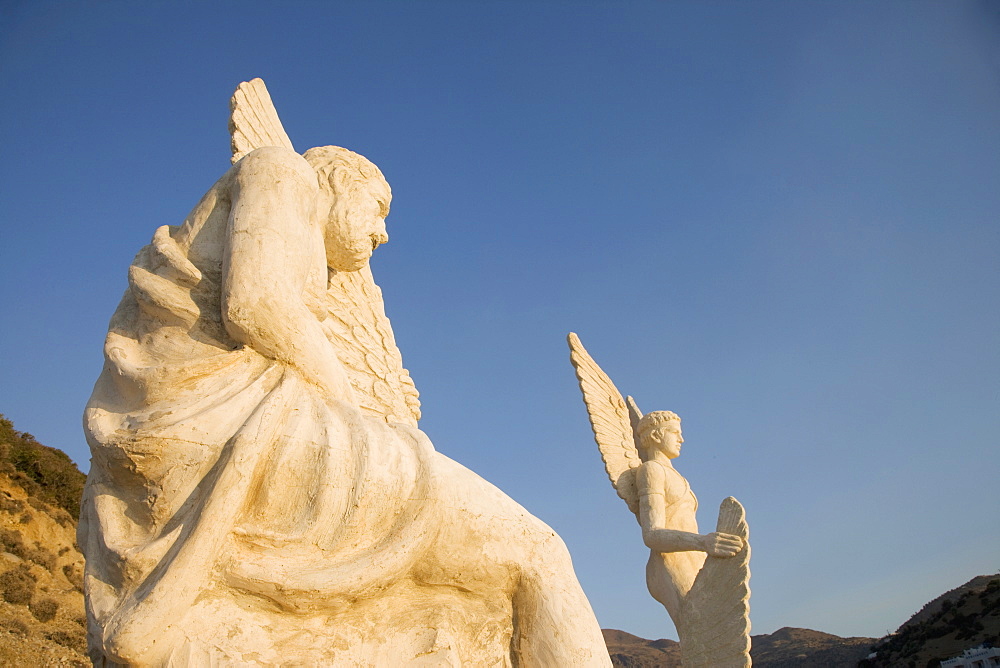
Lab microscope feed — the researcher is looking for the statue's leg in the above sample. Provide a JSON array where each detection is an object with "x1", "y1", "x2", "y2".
[
  {"x1": 424, "y1": 454, "x2": 612, "y2": 667},
  {"x1": 508, "y1": 530, "x2": 613, "y2": 667}
]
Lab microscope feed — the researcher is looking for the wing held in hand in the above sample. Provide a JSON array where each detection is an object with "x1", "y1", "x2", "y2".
[{"x1": 678, "y1": 497, "x2": 752, "y2": 668}]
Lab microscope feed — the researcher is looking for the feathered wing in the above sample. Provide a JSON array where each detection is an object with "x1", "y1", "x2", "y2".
[
  {"x1": 567, "y1": 333, "x2": 642, "y2": 514},
  {"x1": 626, "y1": 395, "x2": 644, "y2": 451},
  {"x1": 324, "y1": 265, "x2": 421, "y2": 427},
  {"x1": 229, "y1": 78, "x2": 296, "y2": 164},
  {"x1": 678, "y1": 497, "x2": 752, "y2": 668}
]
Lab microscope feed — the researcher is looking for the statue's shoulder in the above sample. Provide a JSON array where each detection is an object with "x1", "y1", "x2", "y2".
[
  {"x1": 229, "y1": 146, "x2": 316, "y2": 190},
  {"x1": 637, "y1": 460, "x2": 667, "y2": 494},
  {"x1": 638, "y1": 460, "x2": 689, "y2": 495}
]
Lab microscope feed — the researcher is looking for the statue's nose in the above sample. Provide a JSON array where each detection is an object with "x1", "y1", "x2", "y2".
[{"x1": 374, "y1": 219, "x2": 389, "y2": 245}]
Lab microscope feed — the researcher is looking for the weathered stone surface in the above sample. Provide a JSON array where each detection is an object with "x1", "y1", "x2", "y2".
[{"x1": 80, "y1": 79, "x2": 610, "y2": 667}]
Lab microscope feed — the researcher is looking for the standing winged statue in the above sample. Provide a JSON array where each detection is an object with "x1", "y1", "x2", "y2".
[
  {"x1": 78, "y1": 79, "x2": 612, "y2": 667},
  {"x1": 568, "y1": 333, "x2": 752, "y2": 667}
]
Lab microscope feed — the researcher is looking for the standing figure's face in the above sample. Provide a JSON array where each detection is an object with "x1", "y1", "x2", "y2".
[
  {"x1": 322, "y1": 175, "x2": 391, "y2": 272},
  {"x1": 643, "y1": 421, "x2": 684, "y2": 460}
]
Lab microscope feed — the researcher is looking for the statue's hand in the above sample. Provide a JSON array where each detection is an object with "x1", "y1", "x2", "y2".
[{"x1": 701, "y1": 532, "x2": 743, "y2": 557}]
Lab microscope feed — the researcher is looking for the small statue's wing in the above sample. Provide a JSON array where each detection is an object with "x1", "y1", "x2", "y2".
[
  {"x1": 568, "y1": 333, "x2": 642, "y2": 514},
  {"x1": 323, "y1": 265, "x2": 421, "y2": 427},
  {"x1": 679, "y1": 497, "x2": 752, "y2": 668},
  {"x1": 229, "y1": 78, "x2": 296, "y2": 164},
  {"x1": 626, "y1": 395, "x2": 644, "y2": 451}
]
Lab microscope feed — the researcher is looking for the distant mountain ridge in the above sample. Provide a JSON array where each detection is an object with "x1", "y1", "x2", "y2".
[
  {"x1": 750, "y1": 627, "x2": 877, "y2": 667},
  {"x1": 604, "y1": 625, "x2": 876, "y2": 667}
]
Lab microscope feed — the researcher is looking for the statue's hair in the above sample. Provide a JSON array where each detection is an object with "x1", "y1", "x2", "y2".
[
  {"x1": 303, "y1": 145, "x2": 389, "y2": 194},
  {"x1": 636, "y1": 410, "x2": 681, "y2": 447}
]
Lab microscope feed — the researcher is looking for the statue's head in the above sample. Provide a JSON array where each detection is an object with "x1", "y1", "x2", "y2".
[
  {"x1": 304, "y1": 146, "x2": 391, "y2": 272},
  {"x1": 636, "y1": 410, "x2": 683, "y2": 461}
]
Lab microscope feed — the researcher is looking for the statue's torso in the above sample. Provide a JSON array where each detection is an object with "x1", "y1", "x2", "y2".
[
  {"x1": 659, "y1": 462, "x2": 699, "y2": 532},
  {"x1": 642, "y1": 460, "x2": 706, "y2": 622}
]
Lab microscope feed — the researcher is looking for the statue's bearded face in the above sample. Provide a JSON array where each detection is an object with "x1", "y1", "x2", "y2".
[{"x1": 322, "y1": 176, "x2": 391, "y2": 272}]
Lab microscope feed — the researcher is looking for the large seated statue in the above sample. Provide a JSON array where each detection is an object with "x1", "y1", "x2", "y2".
[{"x1": 79, "y1": 79, "x2": 611, "y2": 667}]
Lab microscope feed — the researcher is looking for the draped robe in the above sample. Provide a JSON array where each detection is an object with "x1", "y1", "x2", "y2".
[{"x1": 80, "y1": 150, "x2": 611, "y2": 667}]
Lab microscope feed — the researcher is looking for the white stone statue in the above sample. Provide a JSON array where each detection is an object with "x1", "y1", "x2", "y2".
[
  {"x1": 78, "y1": 78, "x2": 612, "y2": 667},
  {"x1": 568, "y1": 333, "x2": 752, "y2": 667}
]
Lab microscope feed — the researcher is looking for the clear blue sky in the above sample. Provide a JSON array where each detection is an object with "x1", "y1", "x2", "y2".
[{"x1": 2, "y1": 0, "x2": 998, "y2": 642}]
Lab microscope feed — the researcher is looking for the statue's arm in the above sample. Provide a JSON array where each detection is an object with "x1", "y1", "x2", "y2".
[
  {"x1": 638, "y1": 463, "x2": 705, "y2": 553},
  {"x1": 221, "y1": 147, "x2": 352, "y2": 402},
  {"x1": 638, "y1": 463, "x2": 742, "y2": 557}
]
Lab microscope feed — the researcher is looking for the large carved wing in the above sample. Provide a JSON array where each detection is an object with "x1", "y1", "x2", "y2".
[
  {"x1": 324, "y1": 266, "x2": 421, "y2": 427},
  {"x1": 679, "y1": 497, "x2": 752, "y2": 668},
  {"x1": 229, "y1": 78, "x2": 296, "y2": 164},
  {"x1": 567, "y1": 333, "x2": 642, "y2": 514},
  {"x1": 227, "y1": 78, "x2": 421, "y2": 427}
]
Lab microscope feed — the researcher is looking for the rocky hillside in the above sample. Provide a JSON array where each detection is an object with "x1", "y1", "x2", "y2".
[
  {"x1": 0, "y1": 415, "x2": 88, "y2": 666},
  {"x1": 860, "y1": 574, "x2": 1000, "y2": 667}
]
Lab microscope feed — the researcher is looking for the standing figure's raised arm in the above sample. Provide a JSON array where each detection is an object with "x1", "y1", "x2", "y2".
[{"x1": 221, "y1": 146, "x2": 352, "y2": 402}]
